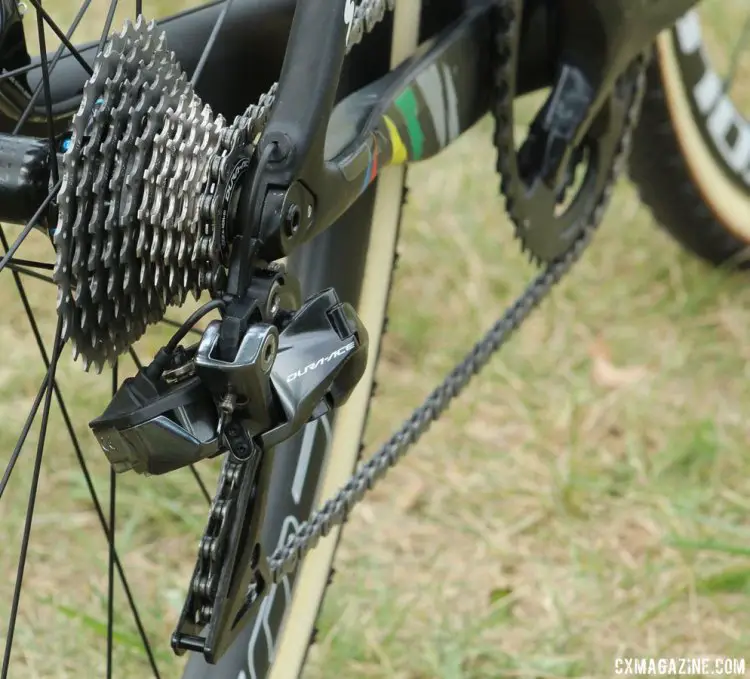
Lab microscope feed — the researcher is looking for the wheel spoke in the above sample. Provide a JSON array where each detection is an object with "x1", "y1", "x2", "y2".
[
  {"x1": 189, "y1": 465, "x2": 211, "y2": 504},
  {"x1": 191, "y1": 0, "x2": 237, "y2": 87},
  {"x1": 6, "y1": 259, "x2": 54, "y2": 270},
  {"x1": 106, "y1": 362, "x2": 118, "y2": 679},
  {"x1": 0, "y1": 371, "x2": 50, "y2": 501},
  {"x1": 0, "y1": 228, "x2": 162, "y2": 677},
  {"x1": 0, "y1": 62, "x2": 40, "y2": 83},
  {"x1": 4, "y1": 263, "x2": 53, "y2": 283},
  {"x1": 128, "y1": 345, "x2": 143, "y2": 370},
  {"x1": 99, "y1": 0, "x2": 120, "y2": 53},
  {"x1": 0, "y1": 314, "x2": 64, "y2": 678},
  {"x1": 7, "y1": 263, "x2": 54, "y2": 283},
  {"x1": 12, "y1": 0, "x2": 94, "y2": 134},
  {"x1": 0, "y1": 178, "x2": 62, "y2": 275},
  {"x1": 24, "y1": 0, "x2": 93, "y2": 76},
  {"x1": 34, "y1": 0, "x2": 58, "y2": 185}
]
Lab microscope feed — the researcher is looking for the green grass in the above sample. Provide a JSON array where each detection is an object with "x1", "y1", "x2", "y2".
[
  {"x1": 300, "y1": 118, "x2": 750, "y2": 679},
  {"x1": 2, "y1": 2, "x2": 750, "y2": 678}
]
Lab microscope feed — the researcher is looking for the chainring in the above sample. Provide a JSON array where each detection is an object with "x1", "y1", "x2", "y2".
[{"x1": 493, "y1": 0, "x2": 644, "y2": 264}]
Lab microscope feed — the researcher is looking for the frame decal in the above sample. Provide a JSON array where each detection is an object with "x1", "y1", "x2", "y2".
[
  {"x1": 383, "y1": 115, "x2": 408, "y2": 164},
  {"x1": 394, "y1": 87, "x2": 426, "y2": 160},
  {"x1": 362, "y1": 136, "x2": 380, "y2": 189}
]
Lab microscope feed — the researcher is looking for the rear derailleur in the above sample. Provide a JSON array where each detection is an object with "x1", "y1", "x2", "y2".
[{"x1": 89, "y1": 265, "x2": 368, "y2": 661}]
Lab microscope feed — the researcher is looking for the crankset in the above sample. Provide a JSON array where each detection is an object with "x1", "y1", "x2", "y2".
[
  {"x1": 494, "y1": 0, "x2": 699, "y2": 263},
  {"x1": 90, "y1": 265, "x2": 368, "y2": 661}
]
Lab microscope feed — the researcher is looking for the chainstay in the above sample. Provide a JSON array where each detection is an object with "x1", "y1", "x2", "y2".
[{"x1": 261, "y1": 50, "x2": 650, "y2": 590}]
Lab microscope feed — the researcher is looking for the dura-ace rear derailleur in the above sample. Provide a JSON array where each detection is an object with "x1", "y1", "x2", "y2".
[{"x1": 89, "y1": 265, "x2": 368, "y2": 658}]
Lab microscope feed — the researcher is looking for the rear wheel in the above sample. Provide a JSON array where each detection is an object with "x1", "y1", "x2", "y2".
[
  {"x1": 0, "y1": 2, "x2": 413, "y2": 679},
  {"x1": 630, "y1": 3, "x2": 750, "y2": 267}
]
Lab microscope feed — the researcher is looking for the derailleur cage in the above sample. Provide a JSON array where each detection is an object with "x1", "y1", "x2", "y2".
[{"x1": 89, "y1": 269, "x2": 369, "y2": 661}]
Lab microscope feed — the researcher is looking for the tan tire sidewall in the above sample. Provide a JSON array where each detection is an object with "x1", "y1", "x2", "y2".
[
  {"x1": 265, "y1": 5, "x2": 422, "y2": 678},
  {"x1": 655, "y1": 26, "x2": 750, "y2": 242}
]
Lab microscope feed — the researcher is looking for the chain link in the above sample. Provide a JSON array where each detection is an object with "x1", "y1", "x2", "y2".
[{"x1": 191, "y1": 458, "x2": 243, "y2": 623}]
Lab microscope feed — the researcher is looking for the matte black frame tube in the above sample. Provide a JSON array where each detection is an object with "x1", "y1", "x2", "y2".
[{"x1": 0, "y1": 0, "x2": 297, "y2": 135}]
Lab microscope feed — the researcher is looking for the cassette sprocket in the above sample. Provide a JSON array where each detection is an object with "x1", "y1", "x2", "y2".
[{"x1": 54, "y1": 18, "x2": 239, "y2": 371}]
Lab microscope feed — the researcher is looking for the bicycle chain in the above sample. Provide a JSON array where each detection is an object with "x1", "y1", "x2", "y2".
[
  {"x1": 191, "y1": 455, "x2": 245, "y2": 624},
  {"x1": 185, "y1": 0, "x2": 648, "y2": 628},
  {"x1": 261, "y1": 15, "x2": 650, "y2": 592}
]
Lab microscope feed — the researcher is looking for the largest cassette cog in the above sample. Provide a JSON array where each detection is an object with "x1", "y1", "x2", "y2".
[{"x1": 53, "y1": 17, "x2": 229, "y2": 372}]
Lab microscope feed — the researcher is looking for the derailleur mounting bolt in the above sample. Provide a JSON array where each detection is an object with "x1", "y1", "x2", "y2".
[
  {"x1": 260, "y1": 332, "x2": 277, "y2": 373},
  {"x1": 284, "y1": 203, "x2": 301, "y2": 238},
  {"x1": 219, "y1": 392, "x2": 236, "y2": 418}
]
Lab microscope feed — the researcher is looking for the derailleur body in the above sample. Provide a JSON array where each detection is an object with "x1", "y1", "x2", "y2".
[{"x1": 89, "y1": 270, "x2": 369, "y2": 475}]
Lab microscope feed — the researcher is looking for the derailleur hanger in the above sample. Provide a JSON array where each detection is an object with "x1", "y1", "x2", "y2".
[{"x1": 217, "y1": 262, "x2": 301, "y2": 362}]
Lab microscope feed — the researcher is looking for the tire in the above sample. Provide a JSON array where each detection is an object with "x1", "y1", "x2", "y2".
[{"x1": 629, "y1": 9, "x2": 750, "y2": 268}]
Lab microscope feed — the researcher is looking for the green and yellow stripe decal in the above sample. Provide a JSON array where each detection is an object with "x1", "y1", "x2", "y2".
[
  {"x1": 354, "y1": 64, "x2": 462, "y2": 189},
  {"x1": 393, "y1": 88, "x2": 425, "y2": 161},
  {"x1": 383, "y1": 115, "x2": 408, "y2": 165}
]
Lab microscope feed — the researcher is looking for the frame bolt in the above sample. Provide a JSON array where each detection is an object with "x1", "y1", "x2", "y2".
[
  {"x1": 284, "y1": 203, "x2": 301, "y2": 238},
  {"x1": 260, "y1": 333, "x2": 277, "y2": 373}
]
